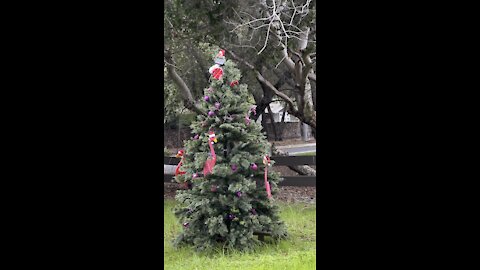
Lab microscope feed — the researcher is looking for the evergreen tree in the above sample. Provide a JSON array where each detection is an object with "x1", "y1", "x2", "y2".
[{"x1": 173, "y1": 50, "x2": 287, "y2": 251}]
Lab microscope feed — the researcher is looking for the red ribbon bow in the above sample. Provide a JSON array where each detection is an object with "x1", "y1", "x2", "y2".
[
  {"x1": 230, "y1": 80, "x2": 239, "y2": 87},
  {"x1": 212, "y1": 68, "x2": 223, "y2": 80}
]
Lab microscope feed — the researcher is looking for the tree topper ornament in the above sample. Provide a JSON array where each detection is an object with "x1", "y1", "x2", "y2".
[
  {"x1": 214, "y1": 49, "x2": 226, "y2": 65},
  {"x1": 209, "y1": 50, "x2": 225, "y2": 80}
]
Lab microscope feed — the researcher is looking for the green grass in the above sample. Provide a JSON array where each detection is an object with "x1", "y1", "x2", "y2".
[
  {"x1": 293, "y1": 152, "x2": 316, "y2": 156},
  {"x1": 164, "y1": 199, "x2": 316, "y2": 270}
]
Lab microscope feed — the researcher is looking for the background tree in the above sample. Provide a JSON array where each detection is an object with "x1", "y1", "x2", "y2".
[
  {"x1": 223, "y1": 0, "x2": 316, "y2": 136},
  {"x1": 164, "y1": 0, "x2": 317, "y2": 138}
]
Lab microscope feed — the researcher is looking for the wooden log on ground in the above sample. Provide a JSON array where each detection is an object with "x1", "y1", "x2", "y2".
[{"x1": 271, "y1": 145, "x2": 316, "y2": 176}]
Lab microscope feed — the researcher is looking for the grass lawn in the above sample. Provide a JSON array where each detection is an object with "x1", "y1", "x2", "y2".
[{"x1": 164, "y1": 199, "x2": 316, "y2": 270}]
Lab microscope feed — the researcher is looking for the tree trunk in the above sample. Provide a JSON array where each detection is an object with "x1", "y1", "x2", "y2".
[
  {"x1": 310, "y1": 80, "x2": 316, "y2": 111},
  {"x1": 278, "y1": 102, "x2": 288, "y2": 141},
  {"x1": 261, "y1": 111, "x2": 268, "y2": 139},
  {"x1": 227, "y1": 49, "x2": 316, "y2": 130},
  {"x1": 191, "y1": 72, "x2": 196, "y2": 96},
  {"x1": 266, "y1": 105, "x2": 278, "y2": 141},
  {"x1": 301, "y1": 123, "x2": 309, "y2": 142}
]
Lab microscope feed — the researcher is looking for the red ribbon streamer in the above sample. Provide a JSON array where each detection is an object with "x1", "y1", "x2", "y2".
[{"x1": 263, "y1": 155, "x2": 272, "y2": 198}]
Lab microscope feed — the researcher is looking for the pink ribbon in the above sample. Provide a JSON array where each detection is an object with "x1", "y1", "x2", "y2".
[{"x1": 263, "y1": 155, "x2": 272, "y2": 198}]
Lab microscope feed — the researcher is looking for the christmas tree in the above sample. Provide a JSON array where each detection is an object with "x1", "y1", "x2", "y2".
[{"x1": 172, "y1": 49, "x2": 287, "y2": 251}]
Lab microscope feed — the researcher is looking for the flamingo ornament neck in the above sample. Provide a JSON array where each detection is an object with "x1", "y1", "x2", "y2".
[{"x1": 208, "y1": 132, "x2": 216, "y2": 158}]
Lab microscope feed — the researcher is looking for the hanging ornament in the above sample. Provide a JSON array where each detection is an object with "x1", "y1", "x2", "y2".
[
  {"x1": 183, "y1": 222, "x2": 189, "y2": 228},
  {"x1": 263, "y1": 155, "x2": 273, "y2": 199},
  {"x1": 250, "y1": 105, "x2": 257, "y2": 116},
  {"x1": 235, "y1": 191, "x2": 242, "y2": 197},
  {"x1": 208, "y1": 110, "x2": 215, "y2": 117},
  {"x1": 230, "y1": 80, "x2": 239, "y2": 87},
  {"x1": 193, "y1": 134, "x2": 199, "y2": 140},
  {"x1": 192, "y1": 173, "x2": 198, "y2": 179},
  {"x1": 231, "y1": 164, "x2": 238, "y2": 172},
  {"x1": 204, "y1": 95, "x2": 210, "y2": 102},
  {"x1": 250, "y1": 163, "x2": 258, "y2": 170},
  {"x1": 214, "y1": 49, "x2": 226, "y2": 65},
  {"x1": 227, "y1": 214, "x2": 235, "y2": 220},
  {"x1": 245, "y1": 115, "x2": 251, "y2": 125},
  {"x1": 214, "y1": 102, "x2": 221, "y2": 110}
]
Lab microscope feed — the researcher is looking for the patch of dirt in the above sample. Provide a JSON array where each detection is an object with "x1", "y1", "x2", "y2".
[
  {"x1": 164, "y1": 182, "x2": 316, "y2": 204},
  {"x1": 164, "y1": 182, "x2": 182, "y2": 200},
  {"x1": 276, "y1": 186, "x2": 316, "y2": 204}
]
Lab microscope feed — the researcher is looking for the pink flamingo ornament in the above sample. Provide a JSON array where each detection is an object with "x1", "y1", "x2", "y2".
[
  {"x1": 175, "y1": 149, "x2": 188, "y2": 189},
  {"x1": 203, "y1": 131, "x2": 218, "y2": 176},
  {"x1": 175, "y1": 149, "x2": 186, "y2": 176},
  {"x1": 208, "y1": 50, "x2": 225, "y2": 80}
]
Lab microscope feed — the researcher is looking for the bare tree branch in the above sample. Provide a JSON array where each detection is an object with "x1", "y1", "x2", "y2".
[
  {"x1": 164, "y1": 49, "x2": 206, "y2": 116},
  {"x1": 227, "y1": 50, "x2": 297, "y2": 109},
  {"x1": 258, "y1": 21, "x2": 273, "y2": 54},
  {"x1": 230, "y1": 15, "x2": 274, "y2": 32},
  {"x1": 164, "y1": 59, "x2": 182, "y2": 71}
]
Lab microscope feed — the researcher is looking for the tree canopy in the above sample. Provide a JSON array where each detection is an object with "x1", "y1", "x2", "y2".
[{"x1": 164, "y1": 0, "x2": 316, "y2": 137}]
